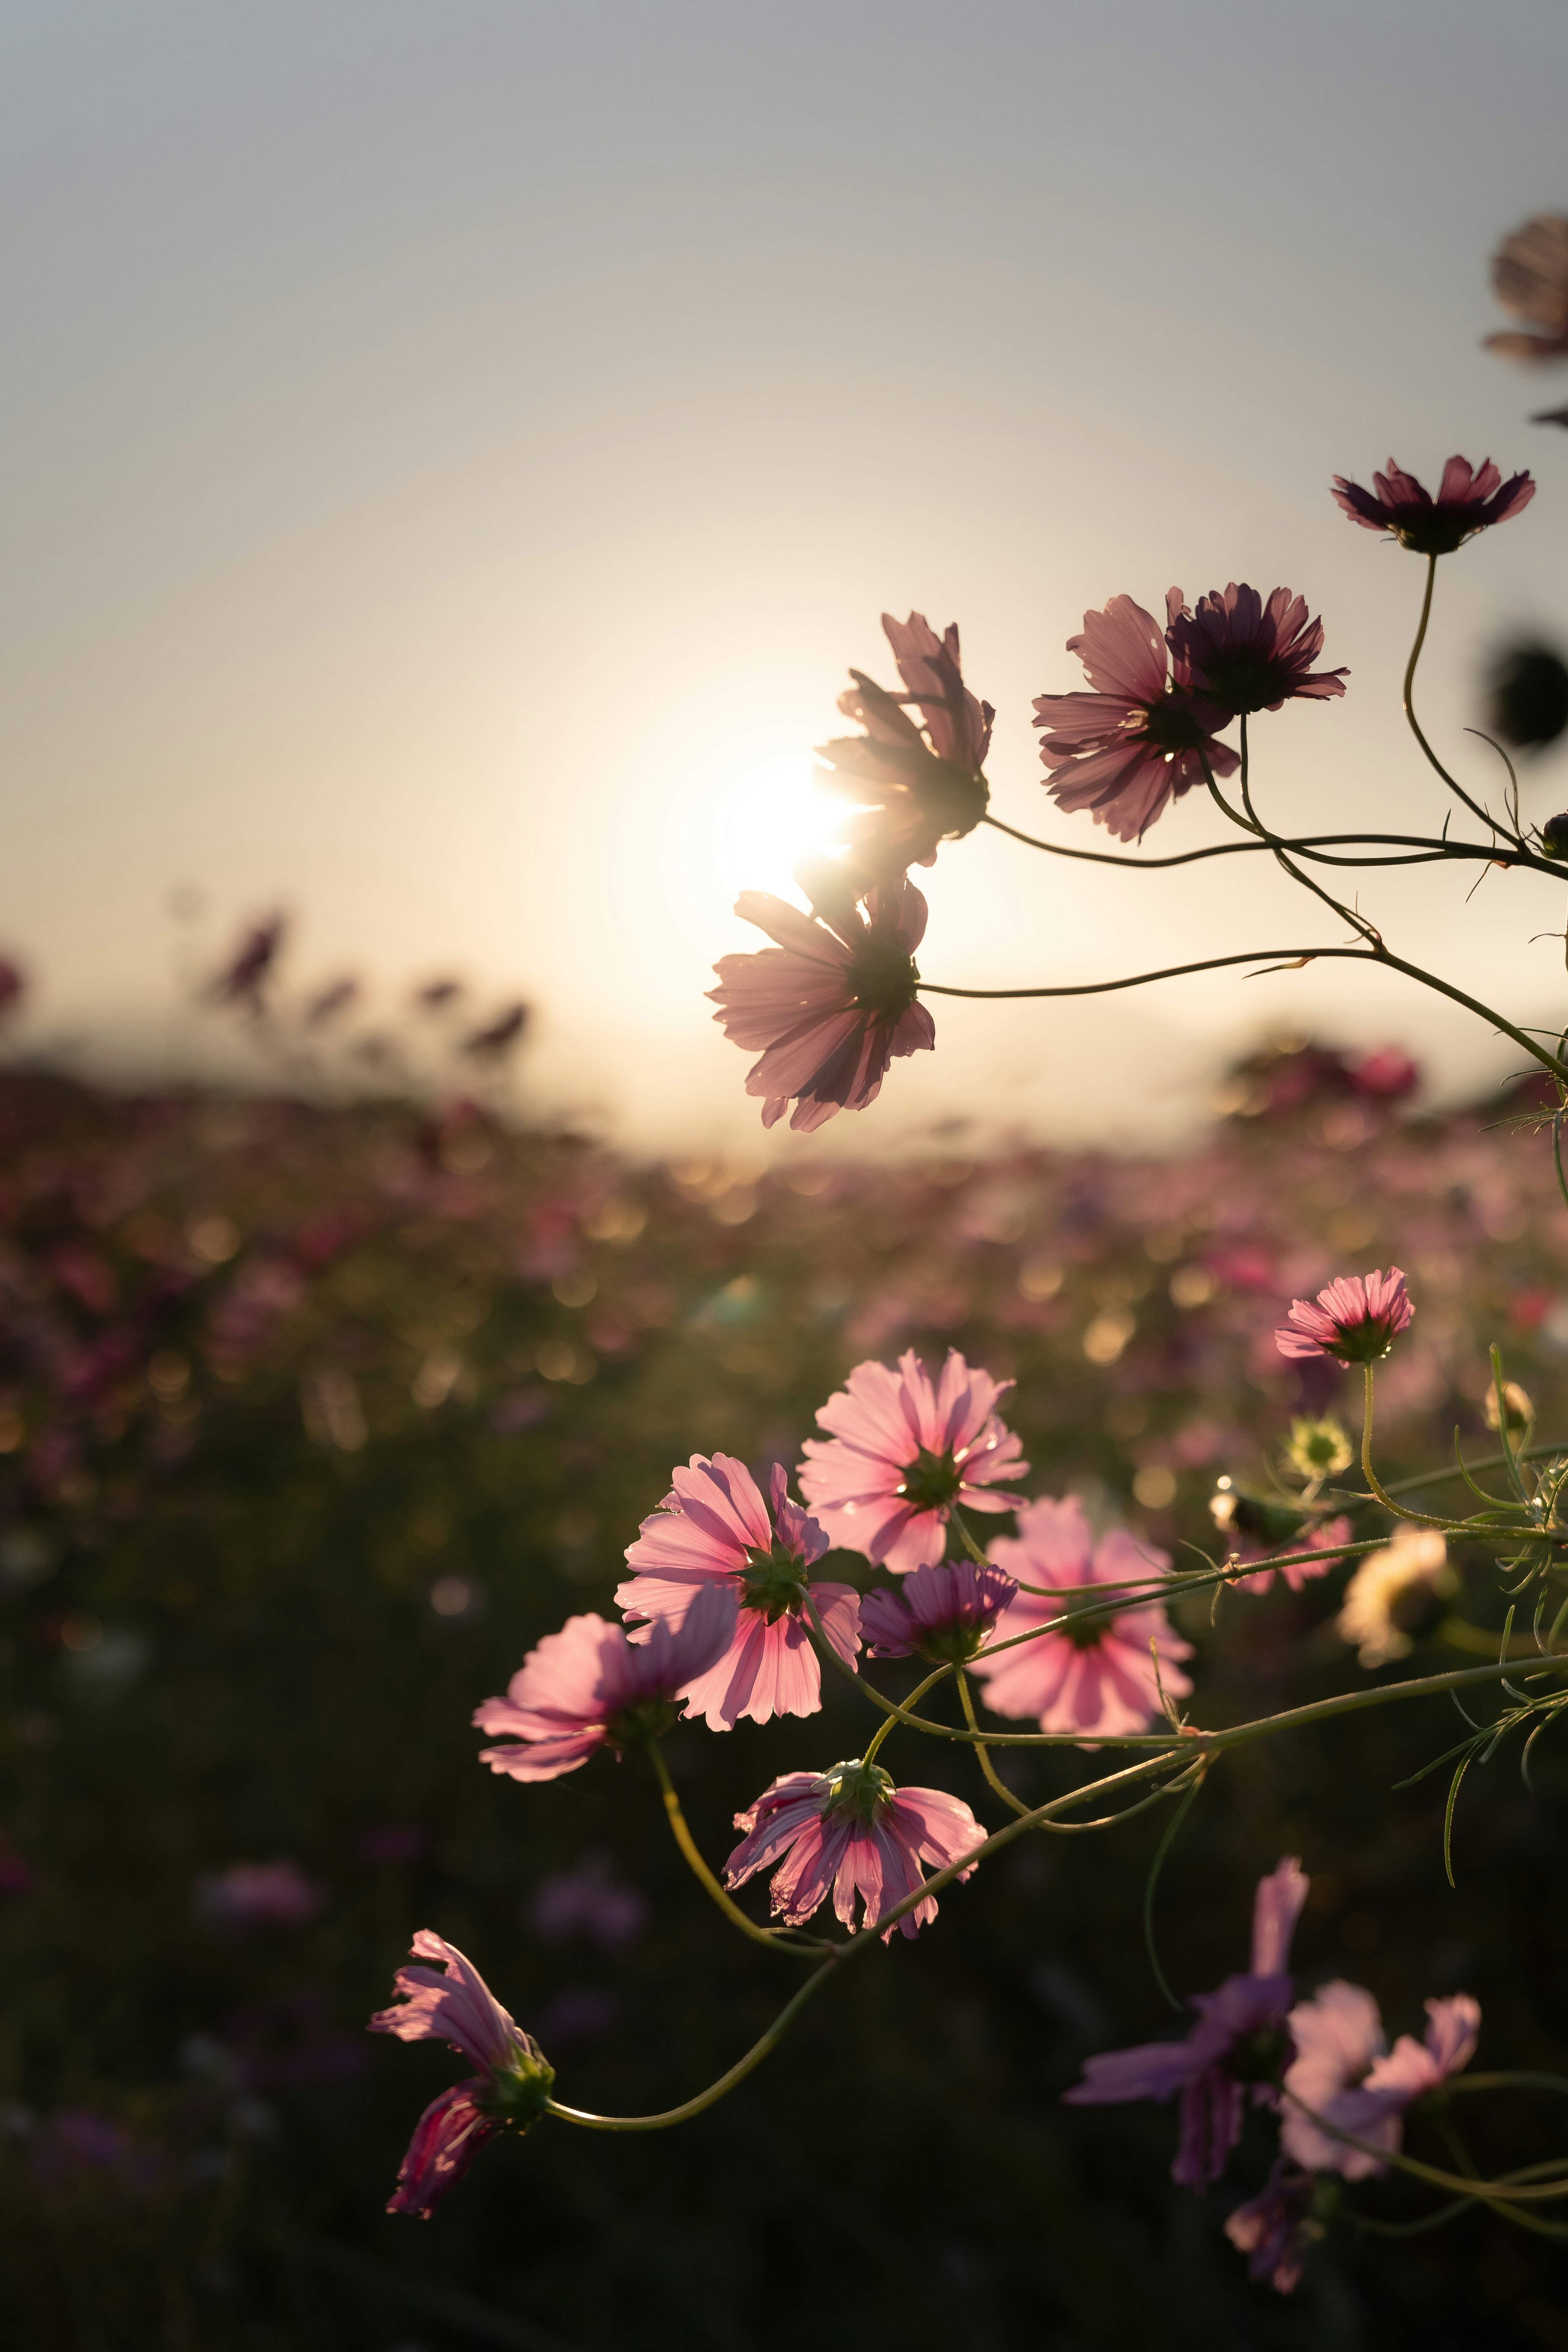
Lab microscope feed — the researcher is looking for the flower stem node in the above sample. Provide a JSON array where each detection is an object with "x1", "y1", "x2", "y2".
[{"x1": 476, "y1": 2045, "x2": 557, "y2": 2131}]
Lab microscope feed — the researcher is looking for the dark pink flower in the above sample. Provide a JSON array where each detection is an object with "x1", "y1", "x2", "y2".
[
  {"x1": 860, "y1": 1558, "x2": 1017, "y2": 1662},
  {"x1": 1166, "y1": 585, "x2": 1347, "y2": 715},
  {"x1": 1224, "y1": 2160, "x2": 1319, "y2": 2294},
  {"x1": 724, "y1": 1759, "x2": 982, "y2": 1940},
  {"x1": 473, "y1": 1582, "x2": 738, "y2": 1780},
  {"x1": 1331, "y1": 457, "x2": 1535, "y2": 555},
  {"x1": 1274, "y1": 1267, "x2": 1413, "y2": 1366},
  {"x1": 816, "y1": 612, "x2": 993, "y2": 878},
  {"x1": 1485, "y1": 214, "x2": 1568, "y2": 362},
  {"x1": 1281, "y1": 1982, "x2": 1480, "y2": 2179},
  {"x1": 798, "y1": 1348, "x2": 1027, "y2": 1575},
  {"x1": 1065, "y1": 1860, "x2": 1308, "y2": 2190},
  {"x1": 370, "y1": 1931, "x2": 554, "y2": 2218},
  {"x1": 708, "y1": 879, "x2": 935, "y2": 1133},
  {"x1": 971, "y1": 1496, "x2": 1190, "y2": 1740},
  {"x1": 616, "y1": 1456, "x2": 859, "y2": 1732},
  {"x1": 1346, "y1": 1045, "x2": 1419, "y2": 1102},
  {"x1": 1032, "y1": 591, "x2": 1240, "y2": 843}
]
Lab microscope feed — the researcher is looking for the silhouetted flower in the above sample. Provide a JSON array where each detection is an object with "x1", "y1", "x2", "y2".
[
  {"x1": 209, "y1": 915, "x2": 287, "y2": 1010},
  {"x1": 725, "y1": 1759, "x2": 982, "y2": 1940},
  {"x1": 815, "y1": 612, "x2": 993, "y2": 878},
  {"x1": 1167, "y1": 585, "x2": 1347, "y2": 715},
  {"x1": 1485, "y1": 214, "x2": 1568, "y2": 362},
  {"x1": 462, "y1": 1003, "x2": 529, "y2": 1060},
  {"x1": 1331, "y1": 457, "x2": 1534, "y2": 555},
  {"x1": 1489, "y1": 642, "x2": 1568, "y2": 751}
]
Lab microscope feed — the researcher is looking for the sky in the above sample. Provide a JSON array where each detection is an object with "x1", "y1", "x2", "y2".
[{"x1": 5, "y1": 0, "x2": 1568, "y2": 1157}]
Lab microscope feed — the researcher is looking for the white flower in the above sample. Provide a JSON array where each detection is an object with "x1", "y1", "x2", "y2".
[{"x1": 1336, "y1": 1528, "x2": 1450, "y2": 1668}]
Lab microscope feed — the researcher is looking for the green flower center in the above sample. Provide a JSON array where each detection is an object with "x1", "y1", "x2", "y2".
[
  {"x1": 476, "y1": 2045, "x2": 557, "y2": 2132},
  {"x1": 895, "y1": 1446, "x2": 964, "y2": 1514},
  {"x1": 821, "y1": 1757, "x2": 894, "y2": 1825},
  {"x1": 741, "y1": 1541, "x2": 808, "y2": 1625},
  {"x1": 1326, "y1": 1312, "x2": 1401, "y2": 1365}
]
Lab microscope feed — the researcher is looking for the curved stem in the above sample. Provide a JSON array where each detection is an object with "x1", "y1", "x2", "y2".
[
  {"x1": 1405, "y1": 553, "x2": 1516, "y2": 840},
  {"x1": 863, "y1": 1662, "x2": 950, "y2": 1766},
  {"x1": 958, "y1": 1668, "x2": 1031, "y2": 1815},
  {"x1": 1361, "y1": 1364, "x2": 1446, "y2": 1526},
  {"x1": 650, "y1": 1746, "x2": 826, "y2": 1957},
  {"x1": 979, "y1": 811, "x2": 1568, "y2": 881}
]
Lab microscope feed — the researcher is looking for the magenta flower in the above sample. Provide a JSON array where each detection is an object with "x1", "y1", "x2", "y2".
[
  {"x1": 708, "y1": 878, "x2": 935, "y2": 1133},
  {"x1": 724, "y1": 1759, "x2": 982, "y2": 1940},
  {"x1": 816, "y1": 612, "x2": 994, "y2": 877},
  {"x1": 615, "y1": 1455, "x2": 860, "y2": 1732},
  {"x1": 1331, "y1": 457, "x2": 1535, "y2": 555},
  {"x1": 1224, "y1": 2159, "x2": 1319, "y2": 2294},
  {"x1": 970, "y1": 1495, "x2": 1191, "y2": 1740},
  {"x1": 369, "y1": 1931, "x2": 554, "y2": 2217},
  {"x1": 1065, "y1": 1859, "x2": 1308, "y2": 2190},
  {"x1": 473, "y1": 1581, "x2": 738, "y2": 1780},
  {"x1": 797, "y1": 1348, "x2": 1028, "y2": 1575},
  {"x1": 1274, "y1": 1267, "x2": 1413, "y2": 1367},
  {"x1": 1032, "y1": 591, "x2": 1240, "y2": 843},
  {"x1": 1166, "y1": 585, "x2": 1347, "y2": 715},
  {"x1": 860, "y1": 1558, "x2": 1017, "y2": 1662},
  {"x1": 1281, "y1": 1982, "x2": 1480, "y2": 2179}
]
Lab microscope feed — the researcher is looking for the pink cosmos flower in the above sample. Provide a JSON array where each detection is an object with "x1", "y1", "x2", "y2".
[
  {"x1": 708, "y1": 878, "x2": 935, "y2": 1133},
  {"x1": 1032, "y1": 591, "x2": 1240, "y2": 842},
  {"x1": 724, "y1": 1759, "x2": 982, "y2": 1941},
  {"x1": 1207, "y1": 1492, "x2": 1354, "y2": 1597},
  {"x1": 815, "y1": 612, "x2": 993, "y2": 878},
  {"x1": 1281, "y1": 1982, "x2": 1480, "y2": 2179},
  {"x1": 472, "y1": 1581, "x2": 738, "y2": 1780},
  {"x1": 615, "y1": 1456, "x2": 860, "y2": 1732},
  {"x1": 797, "y1": 1348, "x2": 1028, "y2": 1575},
  {"x1": 970, "y1": 1495, "x2": 1191, "y2": 1739},
  {"x1": 1166, "y1": 585, "x2": 1348, "y2": 715},
  {"x1": 369, "y1": 1930, "x2": 554, "y2": 2217},
  {"x1": 1331, "y1": 457, "x2": 1535, "y2": 555},
  {"x1": 860, "y1": 1558, "x2": 1017, "y2": 1662},
  {"x1": 1065, "y1": 1859, "x2": 1308, "y2": 2190},
  {"x1": 1485, "y1": 213, "x2": 1568, "y2": 363},
  {"x1": 1274, "y1": 1267, "x2": 1413, "y2": 1366},
  {"x1": 1224, "y1": 2160, "x2": 1319, "y2": 2294}
]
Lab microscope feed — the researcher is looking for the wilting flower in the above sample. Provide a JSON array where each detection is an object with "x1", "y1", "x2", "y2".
[
  {"x1": 860, "y1": 1558, "x2": 1017, "y2": 1662},
  {"x1": 815, "y1": 612, "x2": 993, "y2": 877},
  {"x1": 1166, "y1": 584, "x2": 1347, "y2": 715},
  {"x1": 615, "y1": 1455, "x2": 860, "y2": 1732},
  {"x1": 1336, "y1": 1527, "x2": 1450, "y2": 1668},
  {"x1": 370, "y1": 1931, "x2": 554, "y2": 2217},
  {"x1": 1331, "y1": 457, "x2": 1535, "y2": 555},
  {"x1": 473, "y1": 1582, "x2": 738, "y2": 1780},
  {"x1": 798, "y1": 1348, "x2": 1027, "y2": 1575},
  {"x1": 1485, "y1": 213, "x2": 1568, "y2": 362},
  {"x1": 1274, "y1": 1267, "x2": 1413, "y2": 1365},
  {"x1": 708, "y1": 879, "x2": 935, "y2": 1133},
  {"x1": 1032, "y1": 591, "x2": 1239, "y2": 843},
  {"x1": 1224, "y1": 2160, "x2": 1321, "y2": 2294},
  {"x1": 1281, "y1": 1982, "x2": 1480, "y2": 2179},
  {"x1": 1066, "y1": 1860, "x2": 1309, "y2": 2189},
  {"x1": 724, "y1": 1759, "x2": 982, "y2": 1941},
  {"x1": 971, "y1": 1495, "x2": 1190, "y2": 1739}
]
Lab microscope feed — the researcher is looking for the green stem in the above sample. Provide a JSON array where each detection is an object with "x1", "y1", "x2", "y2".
[
  {"x1": 649, "y1": 1746, "x2": 825, "y2": 1957},
  {"x1": 958, "y1": 1668, "x2": 1031, "y2": 1815},
  {"x1": 1361, "y1": 1364, "x2": 1446, "y2": 1525},
  {"x1": 863, "y1": 1663, "x2": 950, "y2": 1766}
]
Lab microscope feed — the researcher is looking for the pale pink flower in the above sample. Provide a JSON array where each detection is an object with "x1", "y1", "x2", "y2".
[
  {"x1": 1224, "y1": 2160, "x2": 1319, "y2": 2294},
  {"x1": 708, "y1": 878, "x2": 935, "y2": 1133},
  {"x1": 1485, "y1": 214, "x2": 1568, "y2": 362},
  {"x1": 971, "y1": 1495, "x2": 1191, "y2": 1739},
  {"x1": 860, "y1": 1559, "x2": 1017, "y2": 1662},
  {"x1": 1281, "y1": 1981, "x2": 1479, "y2": 2178},
  {"x1": 1274, "y1": 1267, "x2": 1413, "y2": 1366},
  {"x1": 798, "y1": 1348, "x2": 1027, "y2": 1575},
  {"x1": 724, "y1": 1759, "x2": 982, "y2": 1940},
  {"x1": 370, "y1": 1930, "x2": 554, "y2": 2217},
  {"x1": 816, "y1": 612, "x2": 993, "y2": 878},
  {"x1": 472, "y1": 1581, "x2": 738, "y2": 1780},
  {"x1": 1331, "y1": 457, "x2": 1535, "y2": 555},
  {"x1": 615, "y1": 1456, "x2": 859, "y2": 1732},
  {"x1": 1166, "y1": 584, "x2": 1347, "y2": 714},
  {"x1": 1032, "y1": 591, "x2": 1240, "y2": 842}
]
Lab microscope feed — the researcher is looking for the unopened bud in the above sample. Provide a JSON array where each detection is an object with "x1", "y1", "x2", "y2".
[
  {"x1": 1543, "y1": 812, "x2": 1568, "y2": 861},
  {"x1": 1484, "y1": 1380, "x2": 1535, "y2": 1436}
]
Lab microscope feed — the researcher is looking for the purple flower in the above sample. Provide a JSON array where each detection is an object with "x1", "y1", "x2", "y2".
[
  {"x1": 1281, "y1": 1982, "x2": 1480, "y2": 2179},
  {"x1": 1166, "y1": 585, "x2": 1347, "y2": 715},
  {"x1": 860, "y1": 1559, "x2": 1017, "y2": 1663},
  {"x1": 1274, "y1": 1267, "x2": 1413, "y2": 1366},
  {"x1": 1064, "y1": 1859, "x2": 1309, "y2": 2189},
  {"x1": 1224, "y1": 2159, "x2": 1319, "y2": 2294},
  {"x1": 1331, "y1": 456, "x2": 1535, "y2": 555}
]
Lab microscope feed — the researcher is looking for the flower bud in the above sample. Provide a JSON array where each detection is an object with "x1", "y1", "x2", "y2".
[
  {"x1": 1489, "y1": 641, "x2": 1568, "y2": 751},
  {"x1": 1542, "y1": 812, "x2": 1568, "y2": 860},
  {"x1": 1483, "y1": 1379, "x2": 1535, "y2": 1436}
]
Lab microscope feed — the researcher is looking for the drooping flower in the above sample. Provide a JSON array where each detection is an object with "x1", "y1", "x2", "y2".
[
  {"x1": 473, "y1": 1581, "x2": 739, "y2": 1780},
  {"x1": 860, "y1": 1558, "x2": 1017, "y2": 1662},
  {"x1": 1274, "y1": 1267, "x2": 1414, "y2": 1366},
  {"x1": 1166, "y1": 584, "x2": 1347, "y2": 715},
  {"x1": 1335, "y1": 1527, "x2": 1450, "y2": 1668},
  {"x1": 724, "y1": 1759, "x2": 982, "y2": 1941},
  {"x1": 1032, "y1": 591, "x2": 1240, "y2": 843},
  {"x1": 970, "y1": 1495, "x2": 1191, "y2": 1740},
  {"x1": 369, "y1": 1931, "x2": 555, "y2": 2217},
  {"x1": 708, "y1": 879, "x2": 935, "y2": 1133},
  {"x1": 1281, "y1": 1982, "x2": 1480, "y2": 2179},
  {"x1": 1484, "y1": 213, "x2": 1568, "y2": 363},
  {"x1": 1330, "y1": 457, "x2": 1535, "y2": 555},
  {"x1": 797, "y1": 1348, "x2": 1027, "y2": 1575},
  {"x1": 1065, "y1": 1859, "x2": 1308, "y2": 2190},
  {"x1": 815, "y1": 612, "x2": 993, "y2": 878},
  {"x1": 1224, "y1": 2160, "x2": 1321, "y2": 2294},
  {"x1": 615, "y1": 1456, "x2": 860, "y2": 1732}
]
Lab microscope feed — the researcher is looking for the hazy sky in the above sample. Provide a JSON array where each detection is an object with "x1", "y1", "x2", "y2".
[{"x1": 6, "y1": 0, "x2": 1568, "y2": 1154}]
